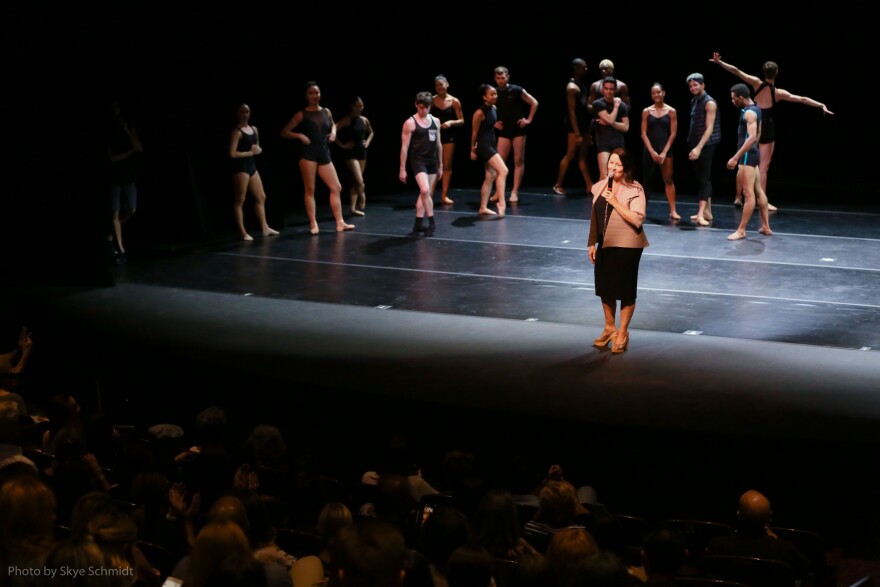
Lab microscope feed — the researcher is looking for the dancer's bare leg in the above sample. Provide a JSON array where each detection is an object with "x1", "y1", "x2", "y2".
[
  {"x1": 440, "y1": 143, "x2": 454, "y2": 204},
  {"x1": 759, "y1": 141, "x2": 777, "y2": 211},
  {"x1": 660, "y1": 157, "x2": 679, "y2": 219},
  {"x1": 509, "y1": 135, "x2": 526, "y2": 202},
  {"x1": 345, "y1": 159, "x2": 365, "y2": 216},
  {"x1": 250, "y1": 172, "x2": 278, "y2": 236},
  {"x1": 491, "y1": 137, "x2": 512, "y2": 202},
  {"x1": 299, "y1": 159, "x2": 320, "y2": 234},
  {"x1": 318, "y1": 162, "x2": 353, "y2": 232}
]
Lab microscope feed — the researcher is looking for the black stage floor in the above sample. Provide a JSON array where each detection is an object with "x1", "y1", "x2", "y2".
[{"x1": 7, "y1": 186, "x2": 880, "y2": 557}]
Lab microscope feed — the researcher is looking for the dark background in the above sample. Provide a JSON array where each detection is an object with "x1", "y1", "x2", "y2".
[{"x1": 4, "y1": 3, "x2": 872, "y2": 286}]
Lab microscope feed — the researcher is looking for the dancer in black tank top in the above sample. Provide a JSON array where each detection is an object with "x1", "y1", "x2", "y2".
[{"x1": 400, "y1": 92, "x2": 443, "y2": 234}]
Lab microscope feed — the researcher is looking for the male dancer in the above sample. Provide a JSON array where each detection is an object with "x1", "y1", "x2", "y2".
[
  {"x1": 711, "y1": 52, "x2": 834, "y2": 210},
  {"x1": 553, "y1": 58, "x2": 593, "y2": 196},
  {"x1": 686, "y1": 73, "x2": 720, "y2": 226},
  {"x1": 492, "y1": 66, "x2": 538, "y2": 203},
  {"x1": 400, "y1": 92, "x2": 443, "y2": 234},
  {"x1": 726, "y1": 83, "x2": 771, "y2": 240}
]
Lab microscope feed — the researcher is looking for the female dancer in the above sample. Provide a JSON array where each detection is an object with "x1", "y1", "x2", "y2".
[
  {"x1": 230, "y1": 103, "x2": 279, "y2": 240},
  {"x1": 108, "y1": 98, "x2": 141, "y2": 261},
  {"x1": 470, "y1": 84, "x2": 507, "y2": 217},
  {"x1": 431, "y1": 75, "x2": 464, "y2": 205},
  {"x1": 587, "y1": 148, "x2": 649, "y2": 354},
  {"x1": 280, "y1": 82, "x2": 354, "y2": 234},
  {"x1": 335, "y1": 96, "x2": 374, "y2": 216},
  {"x1": 640, "y1": 83, "x2": 680, "y2": 220}
]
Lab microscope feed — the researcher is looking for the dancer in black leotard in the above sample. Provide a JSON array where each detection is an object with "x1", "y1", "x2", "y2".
[
  {"x1": 230, "y1": 103, "x2": 279, "y2": 241},
  {"x1": 335, "y1": 96, "x2": 374, "y2": 217},
  {"x1": 639, "y1": 83, "x2": 680, "y2": 220},
  {"x1": 108, "y1": 97, "x2": 141, "y2": 262},
  {"x1": 470, "y1": 84, "x2": 507, "y2": 218},
  {"x1": 711, "y1": 52, "x2": 833, "y2": 211},
  {"x1": 554, "y1": 58, "x2": 594, "y2": 196},
  {"x1": 280, "y1": 82, "x2": 354, "y2": 234},
  {"x1": 430, "y1": 75, "x2": 464, "y2": 206},
  {"x1": 725, "y1": 83, "x2": 771, "y2": 241}
]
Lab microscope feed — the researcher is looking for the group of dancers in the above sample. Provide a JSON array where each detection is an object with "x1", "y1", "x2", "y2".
[{"x1": 224, "y1": 55, "x2": 830, "y2": 242}]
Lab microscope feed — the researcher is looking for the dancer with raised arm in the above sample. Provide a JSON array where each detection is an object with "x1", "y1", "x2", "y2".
[{"x1": 711, "y1": 52, "x2": 834, "y2": 210}]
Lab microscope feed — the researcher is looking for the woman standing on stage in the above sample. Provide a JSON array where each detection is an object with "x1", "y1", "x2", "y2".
[
  {"x1": 471, "y1": 84, "x2": 507, "y2": 217},
  {"x1": 431, "y1": 75, "x2": 464, "y2": 205},
  {"x1": 335, "y1": 96, "x2": 374, "y2": 216},
  {"x1": 230, "y1": 103, "x2": 280, "y2": 241},
  {"x1": 280, "y1": 81, "x2": 354, "y2": 234},
  {"x1": 587, "y1": 148, "x2": 649, "y2": 354},
  {"x1": 640, "y1": 83, "x2": 680, "y2": 220}
]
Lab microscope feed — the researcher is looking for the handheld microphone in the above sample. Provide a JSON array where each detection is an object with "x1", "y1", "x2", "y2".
[{"x1": 607, "y1": 176, "x2": 613, "y2": 192}]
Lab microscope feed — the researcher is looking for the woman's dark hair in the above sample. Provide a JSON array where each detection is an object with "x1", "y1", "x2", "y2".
[{"x1": 611, "y1": 148, "x2": 636, "y2": 184}]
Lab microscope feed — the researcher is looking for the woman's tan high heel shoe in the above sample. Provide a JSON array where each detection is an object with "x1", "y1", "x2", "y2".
[
  {"x1": 611, "y1": 332, "x2": 629, "y2": 354},
  {"x1": 593, "y1": 330, "x2": 617, "y2": 348}
]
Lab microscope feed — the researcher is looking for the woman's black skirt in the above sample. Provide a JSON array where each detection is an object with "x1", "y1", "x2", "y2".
[{"x1": 594, "y1": 246, "x2": 643, "y2": 302}]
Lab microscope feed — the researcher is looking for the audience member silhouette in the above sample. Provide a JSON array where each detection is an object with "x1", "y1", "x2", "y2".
[
  {"x1": 445, "y1": 545, "x2": 495, "y2": 587},
  {"x1": 418, "y1": 506, "x2": 470, "y2": 587},
  {"x1": 328, "y1": 516, "x2": 410, "y2": 587},
  {"x1": 0, "y1": 473, "x2": 57, "y2": 583},
  {"x1": 522, "y1": 480, "x2": 587, "y2": 553},
  {"x1": 545, "y1": 527, "x2": 599, "y2": 587},
  {"x1": 639, "y1": 527, "x2": 689, "y2": 585},
  {"x1": 705, "y1": 489, "x2": 812, "y2": 583},
  {"x1": 470, "y1": 488, "x2": 537, "y2": 560},
  {"x1": 180, "y1": 519, "x2": 269, "y2": 587}
]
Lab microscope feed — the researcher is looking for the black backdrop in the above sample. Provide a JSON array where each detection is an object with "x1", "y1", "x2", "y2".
[{"x1": 4, "y1": 2, "x2": 873, "y2": 286}]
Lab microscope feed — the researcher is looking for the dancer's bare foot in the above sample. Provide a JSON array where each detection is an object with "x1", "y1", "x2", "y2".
[
  {"x1": 758, "y1": 227, "x2": 773, "y2": 236},
  {"x1": 497, "y1": 201, "x2": 506, "y2": 218},
  {"x1": 309, "y1": 224, "x2": 319, "y2": 235},
  {"x1": 690, "y1": 214, "x2": 709, "y2": 226},
  {"x1": 768, "y1": 203, "x2": 778, "y2": 212},
  {"x1": 509, "y1": 193, "x2": 519, "y2": 203},
  {"x1": 478, "y1": 207, "x2": 498, "y2": 216},
  {"x1": 489, "y1": 193, "x2": 499, "y2": 203},
  {"x1": 262, "y1": 228, "x2": 280, "y2": 236},
  {"x1": 552, "y1": 185, "x2": 565, "y2": 196},
  {"x1": 350, "y1": 208, "x2": 365, "y2": 217},
  {"x1": 441, "y1": 197, "x2": 454, "y2": 205},
  {"x1": 337, "y1": 223, "x2": 355, "y2": 232},
  {"x1": 670, "y1": 211, "x2": 681, "y2": 220},
  {"x1": 734, "y1": 198, "x2": 743, "y2": 207},
  {"x1": 727, "y1": 230, "x2": 747, "y2": 241},
  {"x1": 702, "y1": 210, "x2": 713, "y2": 221},
  {"x1": 242, "y1": 234, "x2": 254, "y2": 241}
]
